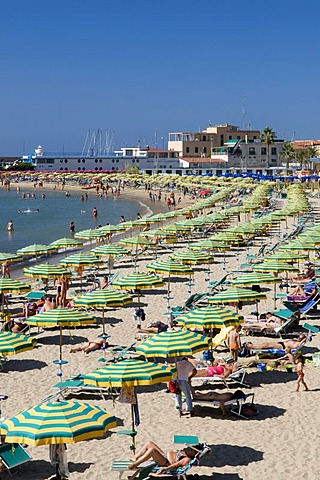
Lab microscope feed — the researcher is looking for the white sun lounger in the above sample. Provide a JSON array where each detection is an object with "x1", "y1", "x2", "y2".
[
  {"x1": 193, "y1": 392, "x2": 254, "y2": 419},
  {"x1": 192, "y1": 368, "x2": 249, "y2": 388}
]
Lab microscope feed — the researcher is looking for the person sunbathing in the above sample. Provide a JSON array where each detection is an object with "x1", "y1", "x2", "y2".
[
  {"x1": 137, "y1": 321, "x2": 168, "y2": 334},
  {"x1": 246, "y1": 334, "x2": 307, "y2": 351},
  {"x1": 287, "y1": 285, "x2": 317, "y2": 303},
  {"x1": 70, "y1": 337, "x2": 108, "y2": 354},
  {"x1": 191, "y1": 388, "x2": 246, "y2": 416},
  {"x1": 242, "y1": 313, "x2": 284, "y2": 332},
  {"x1": 193, "y1": 361, "x2": 236, "y2": 378},
  {"x1": 291, "y1": 266, "x2": 315, "y2": 283},
  {"x1": 128, "y1": 440, "x2": 199, "y2": 473}
]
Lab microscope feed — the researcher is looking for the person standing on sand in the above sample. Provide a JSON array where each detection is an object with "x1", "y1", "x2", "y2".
[
  {"x1": 2, "y1": 260, "x2": 11, "y2": 278},
  {"x1": 227, "y1": 325, "x2": 241, "y2": 361},
  {"x1": 296, "y1": 355, "x2": 309, "y2": 392}
]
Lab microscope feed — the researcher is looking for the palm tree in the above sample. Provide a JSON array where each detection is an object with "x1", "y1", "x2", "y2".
[
  {"x1": 280, "y1": 142, "x2": 295, "y2": 173},
  {"x1": 261, "y1": 127, "x2": 277, "y2": 168},
  {"x1": 307, "y1": 147, "x2": 318, "y2": 171},
  {"x1": 296, "y1": 150, "x2": 308, "y2": 169}
]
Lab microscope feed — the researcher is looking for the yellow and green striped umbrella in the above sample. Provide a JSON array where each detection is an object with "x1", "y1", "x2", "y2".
[
  {"x1": 136, "y1": 329, "x2": 210, "y2": 358},
  {"x1": 252, "y1": 261, "x2": 299, "y2": 274},
  {"x1": 0, "y1": 253, "x2": 23, "y2": 263},
  {"x1": 162, "y1": 224, "x2": 189, "y2": 234},
  {"x1": 24, "y1": 263, "x2": 72, "y2": 279},
  {"x1": 89, "y1": 244, "x2": 130, "y2": 257},
  {"x1": 73, "y1": 289, "x2": 132, "y2": 336},
  {"x1": 208, "y1": 287, "x2": 267, "y2": 304},
  {"x1": 74, "y1": 229, "x2": 106, "y2": 240},
  {"x1": 264, "y1": 251, "x2": 308, "y2": 262},
  {"x1": 16, "y1": 244, "x2": 55, "y2": 257},
  {"x1": 27, "y1": 308, "x2": 96, "y2": 368},
  {"x1": 60, "y1": 253, "x2": 103, "y2": 268},
  {"x1": 1, "y1": 400, "x2": 117, "y2": 446},
  {"x1": 146, "y1": 259, "x2": 193, "y2": 276},
  {"x1": 48, "y1": 238, "x2": 84, "y2": 249},
  {"x1": 84, "y1": 359, "x2": 175, "y2": 388},
  {"x1": 230, "y1": 272, "x2": 282, "y2": 286},
  {"x1": 119, "y1": 236, "x2": 154, "y2": 247},
  {"x1": 189, "y1": 240, "x2": 229, "y2": 251},
  {"x1": 178, "y1": 305, "x2": 240, "y2": 330},
  {"x1": 0, "y1": 279, "x2": 30, "y2": 312},
  {"x1": 170, "y1": 249, "x2": 213, "y2": 265},
  {"x1": 97, "y1": 224, "x2": 125, "y2": 234},
  {"x1": 0, "y1": 332, "x2": 37, "y2": 357},
  {"x1": 280, "y1": 241, "x2": 318, "y2": 252},
  {"x1": 113, "y1": 272, "x2": 164, "y2": 305}
]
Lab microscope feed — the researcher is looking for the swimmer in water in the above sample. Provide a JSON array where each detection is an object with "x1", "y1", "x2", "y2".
[{"x1": 92, "y1": 207, "x2": 98, "y2": 217}]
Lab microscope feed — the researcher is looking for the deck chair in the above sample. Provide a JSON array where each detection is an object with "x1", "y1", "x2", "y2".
[
  {"x1": 0, "y1": 356, "x2": 8, "y2": 371},
  {"x1": 51, "y1": 374, "x2": 118, "y2": 401},
  {"x1": 0, "y1": 443, "x2": 32, "y2": 475},
  {"x1": 170, "y1": 293, "x2": 206, "y2": 316},
  {"x1": 211, "y1": 326, "x2": 234, "y2": 349},
  {"x1": 192, "y1": 368, "x2": 249, "y2": 388},
  {"x1": 209, "y1": 274, "x2": 229, "y2": 292},
  {"x1": 192, "y1": 392, "x2": 254, "y2": 419},
  {"x1": 106, "y1": 343, "x2": 137, "y2": 362},
  {"x1": 111, "y1": 461, "x2": 156, "y2": 480}
]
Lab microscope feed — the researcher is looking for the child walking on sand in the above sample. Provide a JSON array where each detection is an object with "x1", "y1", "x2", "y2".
[{"x1": 296, "y1": 355, "x2": 309, "y2": 392}]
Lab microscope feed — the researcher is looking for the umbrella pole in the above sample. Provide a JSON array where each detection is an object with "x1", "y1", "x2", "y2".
[
  {"x1": 274, "y1": 283, "x2": 277, "y2": 310},
  {"x1": 131, "y1": 403, "x2": 136, "y2": 454}
]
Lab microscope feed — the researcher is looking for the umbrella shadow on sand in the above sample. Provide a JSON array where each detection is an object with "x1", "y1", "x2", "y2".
[
  {"x1": 2, "y1": 359, "x2": 47, "y2": 372},
  {"x1": 38, "y1": 335, "x2": 88, "y2": 346},
  {"x1": 247, "y1": 370, "x2": 296, "y2": 386},
  {"x1": 193, "y1": 404, "x2": 285, "y2": 421},
  {"x1": 202, "y1": 444, "x2": 263, "y2": 468},
  {"x1": 13, "y1": 460, "x2": 93, "y2": 480},
  {"x1": 202, "y1": 475, "x2": 244, "y2": 480}
]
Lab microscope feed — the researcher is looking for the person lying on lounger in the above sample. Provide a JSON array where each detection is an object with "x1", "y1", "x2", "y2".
[
  {"x1": 291, "y1": 266, "x2": 315, "y2": 283},
  {"x1": 69, "y1": 337, "x2": 108, "y2": 354},
  {"x1": 137, "y1": 321, "x2": 168, "y2": 334},
  {"x1": 242, "y1": 312, "x2": 284, "y2": 332},
  {"x1": 245, "y1": 333, "x2": 307, "y2": 351},
  {"x1": 128, "y1": 440, "x2": 201, "y2": 473},
  {"x1": 192, "y1": 360, "x2": 236, "y2": 379},
  {"x1": 191, "y1": 388, "x2": 246, "y2": 416}
]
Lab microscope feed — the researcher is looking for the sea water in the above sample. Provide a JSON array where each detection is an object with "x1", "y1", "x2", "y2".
[{"x1": 0, "y1": 187, "x2": 145, "y2": 253}]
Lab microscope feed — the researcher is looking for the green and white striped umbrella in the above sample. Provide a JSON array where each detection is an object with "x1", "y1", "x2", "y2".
[
  {"x1": 0, "y1": 332, "x2": 37, "y2": 357},
  {"x1": 264, "y1": 251, "x2": 308, "y2": 262},
  {"x1": 1, "y1": 400, "x2": 117, "y2": 446},
  {"x1": 113, "y1": 272, "x2": 164, "y2": 305},
  {"x1": 89, "y1": 244, "x2": 130, "y2": 257},
  {"x1": 73, "y1": 289, "x2": 132, "y2": 336},
  {"x1": 170, "y1": 249, "x2": 213, "y2": 265},
  {"x1": 97, "y1": 224, "x2": 124, "y2": 234},
  {"x1": 280, "y1": 241, "x2": 318, "y2": 252},
  {"x1": 24, "y1": 263, "x2": 72, "y2": 279},
  {"x1": 162, "y1": 224, "x2": 189, "y2": 234},
  {"x1": 208, "y1": 287, "x2": 267, "y2": 304},
  {"x1": 48, "y1": 238, "x2": 84, "y2": 249},
  {"x1": 84, "y1": 359, "x2": 175, "y2": 388},
  {"x1": 119, "y1": 236, "x2": 154, "y2": 247},
  {"x1": 178, "y1": 305, "x2": 240, "y2": 330},
  {"x1": 189, "y1": 240, "x2": 229, "y2": 251},
  {"x1": 136, "y1": 330, "x2": 210, "y2": 358},
  {"x1": 16, "y1": 244, "x2": 55, "y2": 256}
]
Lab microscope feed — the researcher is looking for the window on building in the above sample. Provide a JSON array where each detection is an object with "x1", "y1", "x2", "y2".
[
  {"x1": 95, "y1": 159, "x2": 98, "y2": 163},
  {"x1": 271, "y1": 147, "x2": 277, "y2": 155},
  {"x1": 271, "y1": 158, "x2": 277, "y2": 162},
  {"x1": 82, "y1": 159, "x2": 85, "y2": 163},
  {"x1": 195, "y1": 147, "x2": 199, "y2": 154},
  {"x1": 220, "y1": 135, "x2": 224, "y2": 146},
  {"x1": 237, "y1": 136, "x2": 240, "y2": 140},
  {"x1": 229, "y1": 136, "x2": 232, "y2": 140},
  {"x1": 64, "y1": 159, "x2": 68, "y2": 163},
  {"x1": 99, "y1": 159, "x2": 102, "y2": 163},
  {"x1": 186, "y1": 147, "x2": 190, "y2": 153},
  {"x1": 249, "y1": 147, "x2": 255, "y2": 155},
  {"x1": 202, "y1": 135, "x2": 207, "y2": 141},
  {"x1": 261, "y1": 147, "x2": 266, "y2": 155},
  {"x1": 203, "y1": 147, "x2": 207, "y2": 154}
]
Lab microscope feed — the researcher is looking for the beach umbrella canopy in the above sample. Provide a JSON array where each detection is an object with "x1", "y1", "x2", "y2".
[
  {"x1": 0, "y1": 279, "x2": 30, "y2": 312},
  {"x1": 97, "y1": 224, "x2": 124, "y2": 234},
  {"x1": 162, "y1": 224, "x2": 189, "y2": 233},
  {"x1": 0, "y1": 332, "x2": 37, "y2": 357},
  {"x1": 1, "y1": 400, "x2": 117, "y2": 446},
  {"x1": 16, "y1": 244, "x2": 55, "y2": 256},
  {"x1": 170, "y1": 249, "x2": 213, "y2": 265},
  {"x1": 178, "y1": 305, "x2": 240, "y2": 330},
  {"x1": 264, "y1": 251, "x2": 308, "y2": 262},
  {"x1": 73, "y1": 289, "x2": 132, "y2": 337},
  {"x1": 24, "y1": 263, "x2": 72, "y2": 280},
  {"x1": 89, "y1": 244, "x2": 130, "y2": 257},
  {"x1": 84, "y1": 359, "x2": 175, "y2": 388},
  {"x1": 146, "y1": 259, "x2": 193, "y2": 276},
  {"x1": 230, "y1": 272, "x2": 282, "y2": 286},
  {"x1": 113, "y1": 272, "x2": 164, "y2": 292},
  {"x1": 280, "y1": 241, "x2": 318, "y2": 252},
  {"x1": 48, "y1": 238, "x2": 83, "y2": 249},
  {"x1": 136, "y1": 330, "x2": 210, "y2": 358},
  {"x1": 0, "y1": 253, "x2": 23, "y2": 263},
  {"x1": 74, "y1": 229, "x2": 106, "y2": 240},
  {"x1": 252, "y1": 262, "x2": 299, "y2": 274},
  {"x1": 60, "y1": 253, "x2": 103, "y2": 268},
  {"x1": 189, "y1": 240, "x2": 229, "y2": 251},
  {"x1": 208, "y1": 287, "x2": 267, "y2": 304},
  {"x1": 119, "y1": 236, "x2": 154, "y2": 247},
  {"x1": 26, "y1": 308, "x2": 96, "y2": 367}
]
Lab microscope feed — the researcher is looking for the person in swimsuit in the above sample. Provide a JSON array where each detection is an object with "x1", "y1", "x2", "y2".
[
  {"x1": 193, "y1": 361, "x2": 235, "y2": 379},
  {"x1": 69, "y1": 337, "x2": 107, "y2": 354},
  {"x1": 296, "y1": 355, "x2": 309, "y2": 392},
  {"x1": 191, "y1": 389, "x2": 246, "y2": 416},
  {"x1": 246, "y1": 334, "x2": 307, "y2": 351},
  {"x1": 128, "y1": 441, "x2": 198, "y2": 472},
  {"x1": 227, "y1": 325, "x2": 241, "y2": 361}
]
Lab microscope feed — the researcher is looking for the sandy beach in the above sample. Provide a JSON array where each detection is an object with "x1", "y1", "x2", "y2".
[{"x1": 1, "y1": 179, "x2": 320, "y2": 480}]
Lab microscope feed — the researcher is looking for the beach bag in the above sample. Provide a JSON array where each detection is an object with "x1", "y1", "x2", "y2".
[
  {"x1": 238, "y1": 343, "x2": 250, "y2": 358},
  {"x1": 168, "y1": 380, "x2": 180, "y2": 394},
  {"x1": 242, "y1": 403, "x2": 258, "y2": 418}
]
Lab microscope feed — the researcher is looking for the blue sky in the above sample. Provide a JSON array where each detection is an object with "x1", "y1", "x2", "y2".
[{"x1": 1, "y1": 0, "x2": 319, "y2": 156}]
